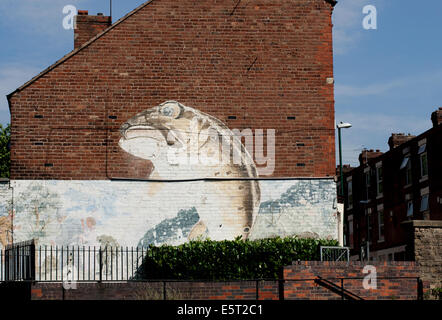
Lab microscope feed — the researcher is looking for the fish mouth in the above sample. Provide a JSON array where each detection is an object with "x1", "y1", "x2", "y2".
[{"x1": 120, "y1": 124, "x2": 165, "y2": 141}]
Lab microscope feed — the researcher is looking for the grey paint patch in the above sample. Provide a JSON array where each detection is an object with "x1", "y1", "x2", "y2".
[
  {"x1": 138, "y1": 207, "x2": 200, "y2": 247},
  {"x1": 258, "y1": 180, "x2": 334, "y2": 213},
  {"x1": 250, "y1": 180, "x2": 337, "y2": 240}
]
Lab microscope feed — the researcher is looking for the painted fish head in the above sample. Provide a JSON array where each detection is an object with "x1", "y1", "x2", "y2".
[{"x1": 119, "y1": 101, "x2": 196, "y2": 160}]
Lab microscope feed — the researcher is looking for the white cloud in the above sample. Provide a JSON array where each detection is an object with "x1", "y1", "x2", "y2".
[
  {"x1": 336, "y1": 112, "x2": 431, "y2": 166},
  {"x1": 335, "y1": 79, "x2": 406, "y2": 97},
  {"x1": 335, "y1": 68, "x2": 442, "y2": 97},
  {"x1": 332, "y1": 0, "x2": 376, "y2": 55}
]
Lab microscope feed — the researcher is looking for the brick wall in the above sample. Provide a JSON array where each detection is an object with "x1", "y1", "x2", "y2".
[
  {"x1": 284, "y1": 261, "x2": 421, "y2": 300},
  {"x1": 407, "y1": 221, "x2": 442, "y2": 290},
  {"x1": 29, "y1": 261, "x2": 422, "y2": 300},
  {"x1": 8, "y1": 0, "x2": 336, "y2": 179},
  {"x1": 31, "y1": 281, "x2": 279, "y2": 300}
]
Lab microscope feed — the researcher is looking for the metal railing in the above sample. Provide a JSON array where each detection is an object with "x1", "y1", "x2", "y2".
[
  {"x1": 1, "y1": 240, "x2": 35, "y2": 282},
  {"x1": 35, "y1": 246, "x2": 147, "y2": 282},
  {"x1": 320, "y1": 246, "x2": 350, "y2": 262}
]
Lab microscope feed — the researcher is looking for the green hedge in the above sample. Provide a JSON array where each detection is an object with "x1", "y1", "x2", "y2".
[{"x1": 135, "y1": 237, "x2": 338, "y2": 280}]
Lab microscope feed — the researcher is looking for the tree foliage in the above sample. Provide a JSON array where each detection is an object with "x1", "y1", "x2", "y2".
[
  {"x1": 0, "y1": 124, "x2": 10, "y2": 178},
  {"x1": 135, "y1": 236, "x2": 338, "y2": 280}
]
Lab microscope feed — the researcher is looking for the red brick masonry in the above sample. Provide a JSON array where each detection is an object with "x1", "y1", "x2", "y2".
[
  {"x1": 9, "y1": 0, "x2": 336, "y2": 179},
  {"x1": 284, "y1": 261, "x2": 422, "y2": 300},
  {"x1": 30, "y1": 261, "x2": 423, "y2": 300}
]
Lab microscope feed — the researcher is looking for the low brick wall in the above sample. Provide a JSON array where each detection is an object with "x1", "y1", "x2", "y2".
[
  {"x1": 284, "y1": 261, "x2": 421, "y2": 300},
  {"x1": 29, "y1": 261, "x2": 422, "y2": 300},
  {"x1": 31, "y1": 281, "x2": 280, "y2": 300}
]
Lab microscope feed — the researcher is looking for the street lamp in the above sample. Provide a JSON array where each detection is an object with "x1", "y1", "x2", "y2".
[{"x1": 337, "y1": 122, "x2": 352, "y2": 198}]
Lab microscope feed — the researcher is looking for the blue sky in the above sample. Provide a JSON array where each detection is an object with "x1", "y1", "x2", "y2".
[{"x1": 0, "y1": 0, "x2": 441, "y2": 166}]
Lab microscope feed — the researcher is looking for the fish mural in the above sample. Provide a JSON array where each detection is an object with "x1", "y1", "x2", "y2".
[{"x1": 119, "y1": 101, "x2": 261, "y2": 241}]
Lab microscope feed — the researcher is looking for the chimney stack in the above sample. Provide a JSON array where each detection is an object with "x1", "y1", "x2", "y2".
[
  {"x1": 74, "y1": 10, "x2": 112, "y2": 49},
  {"x1": 359, "y1": 149, "x2": 383, "y2": 166},
  {"x1": 388, "y1": 133, "x2": 416, "y2": 150},
  {"x1": 431, "y1": 107, "x2": 442, "y2": 128}
]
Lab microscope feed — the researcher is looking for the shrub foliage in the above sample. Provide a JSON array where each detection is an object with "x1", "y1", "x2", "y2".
[
  {"x1": 136, "y1": 237, "x2": 338, "y2": 280},
  {"x1": 0, "y1": 124, "x2": 10, "y2": 178}
]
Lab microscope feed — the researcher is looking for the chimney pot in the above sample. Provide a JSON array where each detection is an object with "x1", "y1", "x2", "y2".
[
  {"x1": 431, "y1": 107, "x2": 442, "y2": 128},
  {"x1": 78, "y1": 10, "x2": 88, "y2": 15}
]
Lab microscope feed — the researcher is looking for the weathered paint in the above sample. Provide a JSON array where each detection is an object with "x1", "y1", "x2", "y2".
[{"x1": 0, "y1": 179, "x2": 337, "y2": 249}]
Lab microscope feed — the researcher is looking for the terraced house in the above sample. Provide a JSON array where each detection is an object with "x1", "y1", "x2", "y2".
[{"x1": 343, "y1": 108, "x2": 442, "y2": 287}]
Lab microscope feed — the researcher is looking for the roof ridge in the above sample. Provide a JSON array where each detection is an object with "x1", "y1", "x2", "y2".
[{"x1": 7, "y1": 0, "x2": 156, "y2": 102}]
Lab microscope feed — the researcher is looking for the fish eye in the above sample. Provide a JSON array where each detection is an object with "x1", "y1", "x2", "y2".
[
  {"x1": 161, "y1": 106, "x2": 174, "y2": 117},
  {"x1": 160, "y1": 102, "x2": 182, "y2": 119}
]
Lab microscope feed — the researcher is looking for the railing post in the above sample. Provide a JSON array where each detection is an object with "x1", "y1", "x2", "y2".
[
  {"x1": 4, "y1": 249, "x2": 8, "y2": 281},
  {"x1": 30, "y1": 241, "x2": 35, "y2": 281},
  {"x1": 417, "y1": 278, "x2": 423, "y2": 300},
  {"x1": 278, "y1": 279, "x2": 285, "y2": 301},
  {"x1": 163, "y1": 281, "x2": 167, "y2": 300},
  {"x1": 99, "y1": 247, "x2": 102, "y2": 283},
  {"x1": 341, "y1": 278, "x2": 344, "y2": 300}
]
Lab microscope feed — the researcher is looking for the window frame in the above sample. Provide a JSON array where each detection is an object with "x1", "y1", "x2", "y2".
[
  {"x1": 405, "y1": 157, "x2": 412, "y2": 186},
  {"x1": 376, "y1": 164, "x2": 383, "y2": 197},
  {"x1": 347, "y1": 178, "x2": 353, "y2": 209},
  {"x1": 420, "y1": 152, "x2": 428, "y2": 179},
  {"x1": 348, "y1": 214, "x2": 354, "y2": 249},
  {"x1": 406, "y1": 200, "x2": 414, "y2": 217},
  {"x1": 420, "y1": 194, "x2": 429, "y2": 212},
  {"x1": 377, "y1": 210, "x2": 385, "y2": 242}
]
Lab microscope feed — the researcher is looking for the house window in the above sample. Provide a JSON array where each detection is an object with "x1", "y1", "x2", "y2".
[
  {"x1": 420, "y1": 194, "x2": 429, "y2": 212},
  {"x1": 366, "y1": 208, "x2": 373, "y2": 243},
  {"x1": 418, "y1": 144, "x2": 428, "y2": 178},
  {"x1": 400, "y1": 156, "x2": 412, "y2": 185},
  {"x1": 348, "y1": 215, "x2": 354, "y2": 249},
  {"x1": 400, "y1": 156, "x2": 409, "y2": 170},
  {"x1": 407, "y1": 200, "x2": 413, "y2": 217},
  {"x1": 364, "y1": 169, "x2": 371, "y2": 187},
  {"x1": 378, "y1": 210, "x2": 385, "y2": 242},
  {"x1": 347, "y1": 179, "x2": 353, "y2": 209},
  {"x1": 420, "y1": 153, "x2": 428, "y2": 178},
  {"x1": 376, "y1": 165, "x2": 383, "y2": 196}
]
